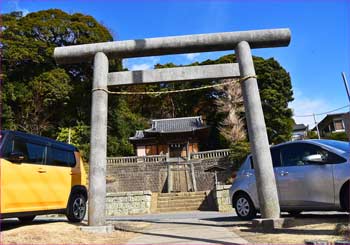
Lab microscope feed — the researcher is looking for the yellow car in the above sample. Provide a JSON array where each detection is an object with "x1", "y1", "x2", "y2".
[{"x1": 0, "y1": 130, "x2": 88, "y2": 223}]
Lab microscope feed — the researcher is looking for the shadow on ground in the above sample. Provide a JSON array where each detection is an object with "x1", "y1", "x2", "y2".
[
  {"x1": 226, "y1": 212, "x2": 349, "y2": 236},
  {"x1": 0, "y1": 218, "x2": 83, "y2": 232}
]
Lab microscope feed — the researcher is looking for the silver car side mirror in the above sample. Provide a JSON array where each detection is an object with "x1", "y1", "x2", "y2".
[{"x1": 302, "y1": 154, "x2": 326, "y2": 164}]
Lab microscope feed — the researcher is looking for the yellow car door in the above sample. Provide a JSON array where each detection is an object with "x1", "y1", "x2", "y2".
[
  {"x1": 41, "y1": 146, "x2": 74, "y2": 209},
  {"x1": 1, "y1": 137, "x2": 48, "y2": 213}
]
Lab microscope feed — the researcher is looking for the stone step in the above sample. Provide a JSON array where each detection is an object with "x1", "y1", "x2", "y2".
[
  {"x1": 157, "y1": 202, "x2": 206, "y2": 208},
  {"x1": 156, "y1": 191, "x2": 211, "y2": 213},
  {"x1": 156, "y1": 205, "x2": 205, "y2": 212},
  {"x1": 157, "y1": 196, "x2": 206, "y2": 202},
  {"x1": 158, "y1": 195, "x2": 206, "y2": 200},
  {"x1": 158, "y1": 192, "x2": 208, "y2": 197},
  {"x1": 158, "y1": 198, "x2": 205, "y2": 204}
]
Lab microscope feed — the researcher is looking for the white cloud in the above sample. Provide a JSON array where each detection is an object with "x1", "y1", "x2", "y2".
[
  {"x1": 183, "y1": 53, "x2": 200, "y2": 61},
  {"x1": 10, "y1": 0, "x2": 30, "y2": 16},
  {"x1": 289, "y1": 89, "x2": 334, "y2": 128},
  {"x1": 125, "y1": 56, "x2": 160, "y2": 71},
  {"x1": 130, "y1": 63, "x2": 152, "y2": 71}
]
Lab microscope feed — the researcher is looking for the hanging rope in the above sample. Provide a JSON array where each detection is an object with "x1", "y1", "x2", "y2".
[{"x1": 92, "y1": 75, "x2": 257, "y2": 96}]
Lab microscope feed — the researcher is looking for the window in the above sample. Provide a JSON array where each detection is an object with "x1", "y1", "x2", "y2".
[
  {"x1": 271, "y1": 148, "x2": 282, "y2": 167},
  {"x1": 47, "y1": 147, "x2": 76, "y2": 167},
  {"x1": 26, "y1": 142, "x2": 46, "y2": 164},
  {"x1": 281, "y1": 144, "x2": 309, "y2": 167},
  {"x1": 334, "y1": 119, "x2": 345, "y2": 131},
  {"x1": 280, "y1": 143, "x2": 346, "y2": 167},
  {"x1": 250, "y1": 148, "x2": 281, "y2": 169},
  {"x1": 3, "y1": 137, "x2": 46, "y2": 165}
]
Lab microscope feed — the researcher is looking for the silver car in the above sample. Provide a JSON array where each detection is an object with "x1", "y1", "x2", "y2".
[{"x1": 229, "y1": 140, "x2": 350, "y2": 220}]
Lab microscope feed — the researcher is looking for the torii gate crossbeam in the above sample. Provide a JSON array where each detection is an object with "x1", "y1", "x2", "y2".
[{"x1": 54, "y1": 28, "x2": 291, "y2": 228}]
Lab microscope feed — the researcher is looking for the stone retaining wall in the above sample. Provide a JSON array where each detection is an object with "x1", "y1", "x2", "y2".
[
  {"x1": 106, "y1": 157, "x2": 232, "y2": 193},
  {"x1": 105, "y1": 191, "x2": 152, "y2": 216},
  {"x1": 214, "y1": 184, "x2": 234, "y2": 212},
  {"x1": 107, "y1": 161, "x2": 168, "y2": 193},
  {"x1": 104, "y1": 186, "x2": 233, "y2": 216}
]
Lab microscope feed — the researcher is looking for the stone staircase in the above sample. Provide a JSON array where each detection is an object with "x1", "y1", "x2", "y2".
[{"x1": 156, "y1": 191, "x2": 213, "y2": 213}]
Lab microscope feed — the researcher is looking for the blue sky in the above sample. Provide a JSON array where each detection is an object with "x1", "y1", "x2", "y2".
[{"x1": 2, "y1": 0, "x2": 350, "y2": 126}]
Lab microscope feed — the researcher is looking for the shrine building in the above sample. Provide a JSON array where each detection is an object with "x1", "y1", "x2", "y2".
[{"x1": 129, "y1": 116, "x2": 210, "y2": 158}]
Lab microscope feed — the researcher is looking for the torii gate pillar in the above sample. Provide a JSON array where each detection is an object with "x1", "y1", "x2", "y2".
[
  {"x1": 89, "y1": 52, "x2": 109, "y2": 226},
  {"x1": 236, "y1": 41, "x2": 280, "y2": 218}
]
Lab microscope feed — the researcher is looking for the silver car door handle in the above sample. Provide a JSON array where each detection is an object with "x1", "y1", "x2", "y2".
[{"x1": 280, "y1": 171, "x2": 288, "y2": 176}]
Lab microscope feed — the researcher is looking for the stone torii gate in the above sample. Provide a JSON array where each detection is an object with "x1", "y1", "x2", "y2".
[{"x1": 54, "y1": 28, "x2": 291, "y2": 228}]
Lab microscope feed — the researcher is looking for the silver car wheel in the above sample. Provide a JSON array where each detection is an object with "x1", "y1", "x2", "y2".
[
  {"x1": 73, "y1": 197, "x2": 86, "y2": 219},
  {"x1": 237, "y1": 197, "x2": 250, "y2": 216}
]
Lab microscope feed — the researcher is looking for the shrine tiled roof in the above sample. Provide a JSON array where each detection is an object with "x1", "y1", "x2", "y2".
[
  {"x1": 129, "y1": 116, "x2": 208, "y2": 141},
  {"x1": 145, "y1": 116, "x2": 206, "y2": 133}
]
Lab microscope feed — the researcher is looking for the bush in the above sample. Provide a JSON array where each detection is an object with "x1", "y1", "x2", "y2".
[
  {"x1": 324, "y1": 132, "x2": 348, "y2": 141},
  {"x1": 229, "y1": 141, "x2": 251, "y2": 171}
]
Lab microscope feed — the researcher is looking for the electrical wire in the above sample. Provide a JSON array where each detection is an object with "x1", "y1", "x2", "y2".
[{"x1": 293, "y1": 105, "x2": 350, "y2": 118}]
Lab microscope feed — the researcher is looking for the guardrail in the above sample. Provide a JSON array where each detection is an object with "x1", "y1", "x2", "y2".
[
  {"x1": 107, "y1": 149, "x2": 231, "y2": 165},
  {"x1": 190, "y1": 149, "x2": 231, "y2": 160},
  {"x1": 107, "y1": 155, "x2": 167, "y2": 165}
]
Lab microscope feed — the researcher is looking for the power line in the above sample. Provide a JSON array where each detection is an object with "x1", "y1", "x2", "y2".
[{"x1": 293, "y1": 105, "x2": 350, "y2": 118}]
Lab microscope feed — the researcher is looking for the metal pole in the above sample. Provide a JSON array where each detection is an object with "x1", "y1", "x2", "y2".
[
  {"x1": 167, "y1": 163, "x2": 173, "y2": 193},
  {"x1": 186, "y1": 141, "x2": 190, "y2": 161},
  {"x1": 313, "y1": 113, "x2": 321, "y2": 139},
  {"x1": 235, "y1": 41, "x2": 280, "y2": 219},
  {"x1": 68, "y1": 127, "x2": 71, "y2": 144},
  {"x1": 88, "y1": 52, "x2": 109, "y2": 226},
  {"x1": 342, "y1": 72, "x2": 350, "y2": 104},
  {"x1": 341, "y1": 72, "x2": 350, "y2": 140}
]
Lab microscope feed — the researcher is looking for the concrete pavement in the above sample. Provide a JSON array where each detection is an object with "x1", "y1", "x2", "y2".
[{"x1": 110, "y1": 211, "x2": 248, "y2": 244}]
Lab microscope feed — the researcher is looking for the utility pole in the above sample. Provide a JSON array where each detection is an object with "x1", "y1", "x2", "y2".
[
  {"x1": 342, "y1": 72, "x2": 350, "y2": 104},
  {"x1": 341, "y1": 72, "x2": 350, "y2": 140},
  {"x1": 313, "y1": 113, "x2": 321, "y2": 139}
]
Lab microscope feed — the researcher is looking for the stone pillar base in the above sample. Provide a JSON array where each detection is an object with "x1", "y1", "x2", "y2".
[
  {"x1": 80, "y1": 225, "x2": 114, "y2": 233},
  {"x1": 252, "y1": 218, "x2": 294, "y2": 230}
]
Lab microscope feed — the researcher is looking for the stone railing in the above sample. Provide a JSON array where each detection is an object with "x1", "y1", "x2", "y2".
[
  {"x1": 107, "y1": 149, "x2": 231, "y2": 165},
  {"x1": 107, "y1": 155, "x2": 166, "y2": 165},
  {"x1": 190, "y1": 149, "x2": 231, "y2": 160}
]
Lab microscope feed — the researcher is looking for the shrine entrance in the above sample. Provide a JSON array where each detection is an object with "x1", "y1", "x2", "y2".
[{"x1": 54, "y1": 28, "x2": 291, "y2": 227}]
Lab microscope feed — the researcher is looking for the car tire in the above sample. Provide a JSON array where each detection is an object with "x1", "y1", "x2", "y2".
[
  {"x1": 66, "y1": 193, "x2": 87, "y2": 223},
  {"x1": 342, "y1": 185, "x2": 349, "y2": 212},
  {"x1": 18, "y1": 215, "x2": 36, "y2": 223},
  {"x1": 288, "y1": 211, "x2": 302, "y2": 217},
  {"x1": 233, "y1": 193, "x2": 257, "y2": 220}
]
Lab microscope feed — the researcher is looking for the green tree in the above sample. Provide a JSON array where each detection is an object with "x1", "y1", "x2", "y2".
[
  {"x1": 107, "y1": 97, "x2": 148, "y2": 156},
  {"x1": 1, "y1": 9, "x2": 151, "y2": 158},
  {"x1": 139, "y1": 54, "x2": 294, "y2": 147},
  {"x1": 56, "y1": 122, "x2": 90, "y2": 160},
  {"x1": 1, "y1": 9, "x2": 113, "y2": 135},
  {"x1": 324, "y1": 132, "x2": 348, "y2": 141}
]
